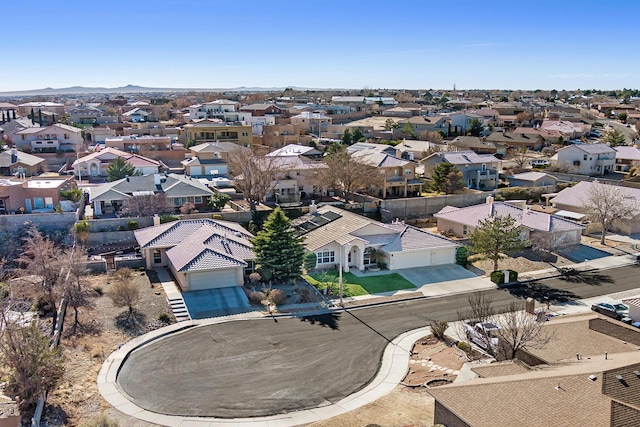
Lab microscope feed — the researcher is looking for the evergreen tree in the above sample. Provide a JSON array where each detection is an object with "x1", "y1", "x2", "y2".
[
  {"x1": 430, "y1": 162, "x2": 464, "y2": 194},
  {"x1": 341, "y1": 129, "x2": 353, "y2": 146},
  {"x1": 468, "y1": 214, "x2": 525, "y2": 272},
  {"x1": 251, "y1": 207, "x2": 305, "y2": 282},
  {"x1": 351, "y1": 128, "x2": 365, "y2": 142},
  {"x1": 602, "y1": 128, "x2": 626, "y2": 147},
  {"x1": 467, "y1": 118, "x2": 484, "y2": 136},
  {"x1": 106, "y1": 157, "x2": 140, "y2": 182}
]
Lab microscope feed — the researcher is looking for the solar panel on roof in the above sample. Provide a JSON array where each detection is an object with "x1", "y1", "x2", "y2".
[
  {"x1": 322, "y1": 211, "x2": 342, "y2": 221},
  {"x1": 310, "y1": 216, "x2": 330, "y2": 227}
]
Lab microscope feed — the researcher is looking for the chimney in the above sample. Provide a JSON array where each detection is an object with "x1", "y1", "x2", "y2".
[
  {"x1": 10, "y1": 147, "x2": 17, "y2": 163},
  {"x1": 309, "y1": 200, "x2": 317, "y2": 214},
  {"x1": 486, "y1": 195, "x2": 494, "y2": 204},
  {"x1": 153, "y1": 214, "x2": 160, "y2": 226}
]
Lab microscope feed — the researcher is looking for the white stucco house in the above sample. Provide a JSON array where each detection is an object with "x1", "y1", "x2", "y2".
[
  {"x1": 134, "y1": 218, "x2": 255, "y2": 292},
  {"x1": 295, "y1": 205, "x2": 460, "y2": 271},
  {"x1": 551, "y1": 143, "x2": 615, "y2": 176},
  {"x1": 73, "y1": 147, "x2": 162, "y2": 178},
  {"x1": 434, "y1": 198, "x2": 585, "y2": 245},
  {"x1": 15, "y1": 123, "x2": 83, "y2": 152}
]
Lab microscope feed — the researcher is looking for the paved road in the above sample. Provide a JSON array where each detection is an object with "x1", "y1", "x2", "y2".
[{"x1": 117, "y1": 264, "x2": 640, "y2": 418}]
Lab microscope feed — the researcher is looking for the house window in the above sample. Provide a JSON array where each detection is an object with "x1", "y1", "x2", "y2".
[
  {"x1": 380, "y1": 170, "x2": 386, "y2": 175},
  {"x1": 194, "y1": 196, "x2": 203, "y2": 204},
  {"x1": 405, "y1": 169, "x2": 412, "y2": 175},
  {"x1": 244, "y1": 260, "x2": 255, "y2": 276},
  {"x1": 241, "y1": 132, "x2": 248, "y2": 137},
  {"x1": 153, "y1": 250, "x2": 162, "y2": 264},
  {"x1": 173, "y1": 197, "x2": 181, "y2": 206},
  {"x1": 482, "y1": 163, "x2": 486, "y2": 171},
  {"x1": 317, "y1": 251, "x2": 335, "y2": 264},
  {"x1": 583, "y1": 155, "x2": 588, "y2": 161},
  {"x1": 463, "y1": 225, "x2": 468, "y2": 235}
]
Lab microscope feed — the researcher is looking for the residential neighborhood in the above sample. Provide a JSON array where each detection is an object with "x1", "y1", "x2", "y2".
[{"x1": 2, "y1": 2, "x2": 640, "y2": 427}]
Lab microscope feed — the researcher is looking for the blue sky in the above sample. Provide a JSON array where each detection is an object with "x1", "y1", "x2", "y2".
[{"x1": 3, "y1": 0, "x2": 638, "y2": 91}]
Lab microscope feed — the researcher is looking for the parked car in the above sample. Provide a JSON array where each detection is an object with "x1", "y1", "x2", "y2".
[
  {"x1": 463, "y1": 321, "x2": 500, "y2": 352},
  {"x1": 590, "y1": 302, "x2": 628, "y2": 320},
  {"x1": 530, "y1": 159, "x2": 550, "y2": 166}
]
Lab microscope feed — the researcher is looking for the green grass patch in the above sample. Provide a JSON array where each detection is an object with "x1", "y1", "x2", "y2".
[{"x1": 304, "y1": 270, "x2": 415, "y2": 296}]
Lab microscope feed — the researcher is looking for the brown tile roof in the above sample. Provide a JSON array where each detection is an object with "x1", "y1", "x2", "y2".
[{"x1": 472, "y1": 360, "x2": 532, "y2": 378}]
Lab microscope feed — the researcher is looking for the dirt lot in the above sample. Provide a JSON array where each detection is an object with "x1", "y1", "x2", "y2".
[{"x1": 41, "y1": 269, "x2": 175, "y2": 427}]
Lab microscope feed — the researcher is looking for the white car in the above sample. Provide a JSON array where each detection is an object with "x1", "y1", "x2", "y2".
[{"x1": 530, "y1": 159, "x2": 550, "y2": 166}]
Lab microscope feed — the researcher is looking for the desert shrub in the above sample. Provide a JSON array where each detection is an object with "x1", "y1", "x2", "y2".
[
  {"x1": 80, "y1": 414, "x2": 120, "y2": 427},
  {"x1": 212, "y1": 214, "x2": 223, "y2": 220},
  {"x1": 158, "y1": 312, "x2": 171, "y2": 324},
  {"x1": 267, "y1": 288, "x2": 286, "y2": 306},
  {"x1": 430, "y1": 320, "x2": 449, "y2": 340},
  {"x1": 296, "y1": 287, "x2": 311, "y2": 302},
  {"x1": 126, "y1": 220, "x2": 139, "y2": 230},
  {"x1": 93, "y1": 286, "x2": 103, "y2": 296},
  {"x1": 113, "y1": 268, "x2": 133, "y2": 282},
  {"x1": 248, "y1": 291, "x2": 266, "y2": 305},
  {"x1": 457, "y1": 341, "x2": 471, "y2": 353},
  {"x1": 249, "y1": 272, "x2": 261, "y2": 284}
]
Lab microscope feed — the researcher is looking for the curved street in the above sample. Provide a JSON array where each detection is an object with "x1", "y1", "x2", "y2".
[{"x1": 116, "y1": 264, "x2": 640, "y2": 418}]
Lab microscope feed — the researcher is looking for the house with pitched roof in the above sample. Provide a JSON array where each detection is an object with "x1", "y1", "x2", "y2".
[
  {"x1": 351, "y1": 149, "x2": 422, "y2": 198},
  {"x1": 485, "y1": 131, "x2": 546, "y2": 150},
  {"x1": 434, "y1": 197, "x2": 584, "y2": 245},
  {"x1": 87, "y1": 173, "x2": 214, "y2": 216},
  {"x1": 15, "y1": 123, "x2": 83, "y2": 152},
  {"x1": 422, "y1": 151, "x2": 500, "y2": 190},
  {"x1": 507, "y1": 171, "x2": 557, "y2": 188},
  {"x1": 73, "y1": 147, "x2": 162, "y2": 179},
  {"x1": 613, "y1": 145, "x2": 640, "y2": 172},
  {"x1": 551, "y1": 181, "x2": 640, "y2": 235},
  {"x1": 0, "y1": 148, "x2": 44, "y2": 177},
  {"x1": 396, "y1": 116, "x2": 449, "y2": 136},
  {"x1": 134, "y1": 218, "x2": 255, "y2": 292},
  {"x1": 550, "y1": 143, "x2": 615, "y2": 176},
  {"x1": 296, "y1": 205, "x2": 459, "y2": 271}
]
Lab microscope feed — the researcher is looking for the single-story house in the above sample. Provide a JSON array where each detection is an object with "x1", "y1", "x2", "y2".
[
  {"x1": 87, "y1": 172, "x2": 214, "y2": 216},
  {"x1": 295, "y1": 205, "x2": 460, "y2": 271},
  {"x1": 507, "y1": 172, "x2": 557, "y2": 188},
  {"x1": 551, "y1": 181, "x2": 640, "y2": 235},
  {"x1": 434, "y1": 197, "x2": 584, "y2": 245},
  {"x1": 134, "y1": 218, "x2": 255, "y2": 291},
  {"x1": 0, "y1": 148, "x2": 45, "y2": 177},
  {"x1": 73, "y1": 147, "x2": 162, "y2": 179},
  {"x1": 613, "y1": 146, "x2": 640, "y2": 172},
  {"x1": 622, "y1": 298, "x2": 640, "y2": 323}
]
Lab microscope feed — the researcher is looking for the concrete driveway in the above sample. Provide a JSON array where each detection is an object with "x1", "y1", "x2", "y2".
[{"x1": 397, "y1": 264, "x2": 478, "y2": 287}]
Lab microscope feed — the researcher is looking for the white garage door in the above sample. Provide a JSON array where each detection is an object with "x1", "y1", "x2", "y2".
[
  {"x1": 188, "y1": 269, "x2": 238, "y2": 291},
  {"x1": 391, "y1": 248, "x2": 456, "y2": 270},
  {"x1": 430, "y1": 248, "x2": 455, "y2": 266}
]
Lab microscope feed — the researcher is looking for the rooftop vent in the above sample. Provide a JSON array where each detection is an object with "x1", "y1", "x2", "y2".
[
  {"x1": 588, "y1": 375, "x2": 597, "y2": 381},
  {"x1": 616, "y1": 375, "x2": 624, "y2": 382}
]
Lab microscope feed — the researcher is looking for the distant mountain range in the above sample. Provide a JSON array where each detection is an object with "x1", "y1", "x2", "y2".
[{"x1": 0, "y1": 84, "x2": 333, "y2": 97}]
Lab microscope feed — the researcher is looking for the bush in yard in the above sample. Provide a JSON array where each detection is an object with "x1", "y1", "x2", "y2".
[
  {"x1": 296, "y1": 287, "x2": 311, "y2": 302},
  {"x1": 490, "y1": 269, "x2": 518, "y2": 285},
  {"x1": 158, "y1": 312, "x2": 171, "y2": 324},
  {"x1": 126, "y1": 220, "x2": 139, "y2": 230},
  {"x1": 455, "y1": 246, "x2": 469, "y2": 266},
  {"x1": 248, "y1": 291, "x2": 266, "y2": 305},
  {"x1": 160, "y1": 214, "x2": 179, "y2": 224},
  {"x1": 267, "y1": 288, "x2": 286, "y2": 306},
  {"x1": 430, "y1": 320, "x2": 449, "y2": 340},
  {"x1": 457, "y1": 341, "x2": 471, "y2": 353},
  {"x1": 93, "y1": 286, "x2": 103, "y2": 296}
]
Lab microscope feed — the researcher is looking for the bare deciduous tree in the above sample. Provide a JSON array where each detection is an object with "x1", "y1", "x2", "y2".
[
  {"x1": 120, "y1": 193, "x2": 171, "y2": 217},
  {"x1": 62, "y1": 246, "x2": 97, "y2": 331},
  {"x1": 583, "y1": 183, "x2": 638, "y2": 244},
  {"x1": 494, "y1": 301, "x2": 552, "y2": 360},
  {"x1": 16, "y1": 227, "x2": 69, "y2": 333},
  {"x1": 530, "y1": 232, "x2": 568, "y2": 263},
  {"x1": 109, "y1": 269, "x2": 140, "y2": 319},
  {"x1": 228, "y1": 147, "x2": 282, "y2": 214},
  {"x1": 318, "y1": 146, "x2": 384, "y2": 199},
  {"x1": 513, "y1": 147, "x2": 530, "y2": 172}
]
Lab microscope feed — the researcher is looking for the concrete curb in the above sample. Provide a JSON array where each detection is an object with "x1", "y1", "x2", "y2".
[{"x1": 98, "y1": 315, "x2": 431, "y2": 427}]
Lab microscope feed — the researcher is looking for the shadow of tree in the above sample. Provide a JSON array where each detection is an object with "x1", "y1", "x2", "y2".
[
  {"x1": 62, "y1": 318, "x2": 103, "y2": 338},
  {"x1": 557, "y1": 271, "x2": 614, "y2": 286},
  {"x1": 502, "y1": 281, "x2": 581, "y2": 304},
  {"x1": 115, "y1": 309, "x2": 147, "y2": 336},
  {"x1": 300, "y1": 313, "x2": 340, "y2": 330}
]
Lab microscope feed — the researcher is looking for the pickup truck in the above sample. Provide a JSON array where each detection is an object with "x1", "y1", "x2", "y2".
[{"x1": 463, "y1": 321, "x2": 500, "y2": 351}]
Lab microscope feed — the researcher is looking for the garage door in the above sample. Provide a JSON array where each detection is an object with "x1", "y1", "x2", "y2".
[
  {"x1": 391, "y1": 250, "x2": 433, "y2": 270},
  {"x1": 430, "y1": 248, "x2": 455, "y2": 266},
  {"x1": 188, "y1": 269, "x2": 238, "y2": 291}
]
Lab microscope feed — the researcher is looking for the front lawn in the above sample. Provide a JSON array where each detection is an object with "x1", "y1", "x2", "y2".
[{"x1": 304, "y1": 270, "x2": 416, "y2": 297}]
